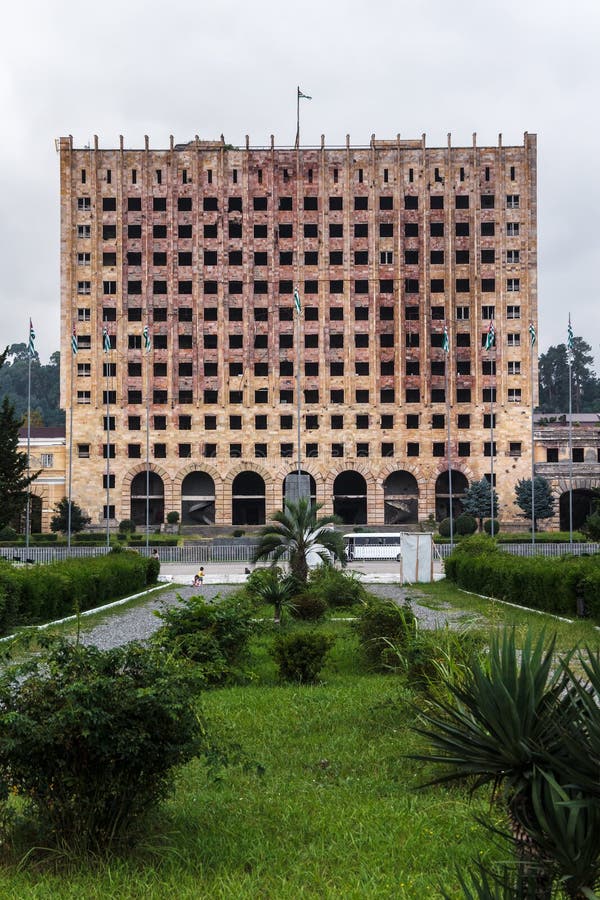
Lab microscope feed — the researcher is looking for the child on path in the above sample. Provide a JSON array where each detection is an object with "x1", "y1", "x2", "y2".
[{"x1": 193, "y1": 566, "x2": 205, "y2": 588}]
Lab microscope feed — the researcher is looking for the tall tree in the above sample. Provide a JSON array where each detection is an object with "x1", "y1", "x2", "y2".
[
  {"x1": 514, "y1": 476, "x2": 555, "y2": 530},
  {"x1": 50, "y1": 497, "x2": 91, "y2": 534},
  {"x1": 0, "y1": 396, "x2": 38, "y2": 531},
  {"x1": 461, "y1": 478, "x2": 499, "y2": 531},
  {"x1": 252, "y1": 498, "x2": 346, "y2": 584},
  {"x1": 538, "y1": 336, "x2": 599, "y2": 413},
  {"x1": 0, "y1": 344, "x2": 64, "y2": 427}
]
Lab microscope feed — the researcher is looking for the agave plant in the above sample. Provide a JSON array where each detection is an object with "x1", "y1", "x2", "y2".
[
  {"x1": 252, "y1": 498, "x2": 346, "y2": 584},
  {"x1": 413, "y1": 628, "x2": 600, "y2": 899}
]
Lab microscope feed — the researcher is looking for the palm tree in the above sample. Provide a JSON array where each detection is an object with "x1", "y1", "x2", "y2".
[
  {"x1": 246, "y1": 568, "x2": 296, "y2": 624},
  {"x1": 251, "y1": 498, "x2": 346, "y2": 584}
]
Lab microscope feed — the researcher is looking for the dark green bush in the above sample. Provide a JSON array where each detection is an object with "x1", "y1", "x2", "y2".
[
  {"x1": 290, "y1": 592, "x2": 328, "y2": 621},
  {"x1": 153, "y1": 593, "x2": 255, "y2": 684},
  {"x1": 72, "y1": 532, "x2": 105, "y2": 543},
  {"x1": 306, "y1": 565, "x2": 368, "y2": 609},
  {"x1": 438, "y1": 517, "x2": 451, "y2": 538},
  {"x1": 354, "y1": 598, "x2": 417, "y2": 672},
  {"x1": 272, "y1": 632, "x2": 334, "y2": 683},
  {"x1": 0, "y1": 526, "x2": 18, "y2": 542},
  {"x1": 244, "y1": 566, "x2": 285, "y2": 598},
  {"x1": 166, "y1": 511, "x2": 180, "y2": 525},
  {"x1": 0, "y1": 552, "x2": 157, "y2": 634},
  {"x1": 445, "y1": 543, "x2": 600, "y2": 621},
  {"x1": 455, "y1": 514, "x2": 477, "y2": 536},
  {"x1": 0, "y1": 638, "x2": 205, "y2": 854},
  {"x1": 119, "y1": 519, "x2": 136, "y2": 533},
  {"x1": 29, "y1": 532, "x2": 58, "y2": 543},
  {"x1": 483, "y1": 518, "x2": 501, "y2": 535}
]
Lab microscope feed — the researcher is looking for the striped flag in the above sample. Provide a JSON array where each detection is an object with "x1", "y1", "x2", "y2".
[
  {"x1": 529, "y1": 322, "x2": 536, "y2": 346},
  {"x1": 567, "y1": 316, "x2": 574, "y2": 353},
  {"x1": 102, "y1": 327, "x2": 111, "y2": 353},
  {"x1": 28, "y1": 319, "x2": 35, "y2": 356},
  {"x1": 298, "y1": 88, "x2": 312, "y2": 100},
  {"x1": 442, "y1": 324, "x2": 450, "y2": 353},
  {"x1": 71, "y1": 326, "x2": 78, "y2": 355},
  {"x1": 485, "y1": 320, "x2": 496, "y2": 351},
  {"x1": 294, "y1": 287, "x2": 301, "y2": 315},
  {"x1": 143, "y1": 324, "x2": 152, "y2": 352}
]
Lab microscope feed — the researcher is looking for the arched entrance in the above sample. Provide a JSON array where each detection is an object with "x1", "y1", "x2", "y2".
[
  {"x1": 232, "y1": 472, "x2": 265, "y2": 525},
  {"x1": 333, "y1": 471, "x2": 367, "y2": 524},
  {"x1": 130, "y1": 472, "x2": 164, "y2": 526},
  {"x1": 435, "y1": 470, "x2": 469, "y2": 521},
  {"x1": 384, "y1": 471, "x2": 419, "y2": 524},
  {"x1": 559, "y1": 489, "x2": 596, "y2": 531},
  {"x1": 283, "y1": 471, "x2": 317, "y2": 506},
  {"x1": 181, "y1": 472, "x2": 215, "y2": 524}
]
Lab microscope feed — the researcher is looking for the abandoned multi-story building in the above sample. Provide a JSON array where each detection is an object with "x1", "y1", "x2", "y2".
[{"x1": 58, "y1": 131, "x2": 538, "y2": 528}]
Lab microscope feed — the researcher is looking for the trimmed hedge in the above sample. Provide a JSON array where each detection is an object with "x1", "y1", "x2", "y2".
[
  {"x1": 445, "y1": 537, "x2": 600, "y2": 620},
  {"x1": 0, "y1": 552, "x2": 159, "y2": 635}
]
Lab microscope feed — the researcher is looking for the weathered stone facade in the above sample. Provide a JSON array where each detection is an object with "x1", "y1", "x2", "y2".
[{"x1": 59, "y1": 132, "x2": 538, "y2": 527}]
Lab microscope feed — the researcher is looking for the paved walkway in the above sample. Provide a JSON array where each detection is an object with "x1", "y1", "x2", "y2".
[{"x1": 75, "y1": 576, "x2": 463, "y2": 652}]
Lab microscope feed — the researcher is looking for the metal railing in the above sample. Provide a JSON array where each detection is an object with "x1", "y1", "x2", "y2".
[
  {"x1": 435, "y1": 542, "x2": 600, "y2": 560},
  {"x1": 1, "y1": 542, "x2": 599, "y2": 566}
]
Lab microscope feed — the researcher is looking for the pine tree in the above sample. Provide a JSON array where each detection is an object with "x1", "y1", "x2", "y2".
[
  {"x1": 461, "y1": 478, "x2": 499, "y2": 531},
  {"x1": 0, "y1": 396, "x2": 37, "y2": 531},
  {"x1": 514, "y1": 476, "x2": 555, "y2": 530},
  {"x1": 50, "y1": 497, "x2": 91, "y2": 534}
]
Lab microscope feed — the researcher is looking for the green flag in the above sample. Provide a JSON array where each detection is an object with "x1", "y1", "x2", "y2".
[
  {"x1": 485, "y1": 320, "x2": 496, "y2": 351},
  {"x1": 71, "y1": 325, "x2": 78, "y2": 355},
  {"x1": 529, "y1": 322, "x2": 536, "y2": 346},
  {"x1": 442, "y1": 324, "x2": 449, "y2": 353},
  {"x1": 143, "y1": 325, "x2": 152, "y2": 352},
  {"x1": 102, "y1": 327, "x2": 111, "y2": 353},
  {"x1": 294, "y1": 287, "x2": 301, "y2": 315}
]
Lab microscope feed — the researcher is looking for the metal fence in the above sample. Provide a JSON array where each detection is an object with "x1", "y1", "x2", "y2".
[
  {"x1": 1, "y1": 542, "x2": 599, "y2": 567},
  {"x1": 0, "y1": 544, "x2": 262, "y2": 565},
  {"x1": 435, "y1": 542, "x2": 600, "y2": 560}
]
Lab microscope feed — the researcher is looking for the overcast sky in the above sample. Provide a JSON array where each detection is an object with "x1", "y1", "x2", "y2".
[{"x1": 1, "y1": 0, "x2": 598, "y2": 368}]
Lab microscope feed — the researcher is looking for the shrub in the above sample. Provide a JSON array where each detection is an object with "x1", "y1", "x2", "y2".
[
  {"x1": 354, "y1": 598, "x2": 417, "y2": 672},
  {"x1": 455, "y1": 514, "x2": 477, "y2": 536},
  {"x1": 438, "y1": 517, "x2": 451, "y2": 538},
  {"x1": 290, "y1": 592, "x2": 328, "y2": 621},
  {"x1": 232, "y1": 529, "x2": 245, "y2": 537},
  {"x1": 271, "y1": 632, "x2": 334, "y2": 683},
  {"x1": 583, "y1": 509, "x2": 600, "y2": 540},
  {"x1": 483, "y1": 518, "x2": 501, "y2": 535},
  {"x1": 0, "y1": 552, "x2": 156, "y2": 634},
  {"x1": 0, "y1": 638, "x2": 205, "y2": 854},
  {"x1": 166, "y1": 511, "x2": 180, "y2": 525},
  {"x1": 306, "y1": 565, "x2": 368, "y2": 609},
  {"x1": 153, "y1": 593, "x2": 255, "y2": 684},
  {"x1": 119, "y1": 519, "x2": 136, "y2": 533},
  {"x1": 0, "y1": 526, "x2": 18, "y2": 542},
  {"x1": 244, "y1": 566, "x2": 285, "y2": 598}
]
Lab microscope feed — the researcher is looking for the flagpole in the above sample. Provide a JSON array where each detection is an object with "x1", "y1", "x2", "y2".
[
  {"x1": 568, "y1": 315, "x2": 573, "y2": 546},
  {"x1": 444, "y1": 323, "x2": 453, "y2": 548},
  {"x1": 25, "y1": 333, "x2": 32, "y2": 551},
  {"x1": 295, "y1": 288, "x2": 302, "y2": 483},
  {"x1": 67, "y1": 323, "x2": 75, "y2": 552},
  {"x1": 104, "y1": 329, "x2": 111, "y2": 550},
  {"x1": 530, "y1": 324, "x2": 535, "y2": 545},
  {"x1": 295, "y1": 86, "x2": 300, "y2": 149},
  {"x1": 145, "y1": 325, "x2": 151, "y2": 554},
  {"x1": 485, "y1": 320, "x2": 496, "y2": 537}
]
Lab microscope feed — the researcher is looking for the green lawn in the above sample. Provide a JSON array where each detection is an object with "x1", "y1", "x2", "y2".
[{"x1": 0, "y1": 577, "x2": 595, "y2": 898}]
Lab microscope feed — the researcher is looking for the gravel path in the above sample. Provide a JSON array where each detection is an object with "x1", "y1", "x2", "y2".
[{"x1": 76, "y1": 582, "x2": 470, "y2": 651}]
